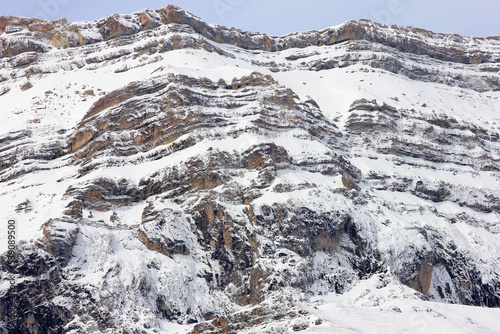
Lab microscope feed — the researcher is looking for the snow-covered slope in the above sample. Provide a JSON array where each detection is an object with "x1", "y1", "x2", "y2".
[{"x1": 0, "y1": 5, "x2": 499, "y2": 334}]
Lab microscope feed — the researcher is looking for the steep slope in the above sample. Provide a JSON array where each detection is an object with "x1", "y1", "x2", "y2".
[{"x1": 0, "y1": 5, "x2": 499, "y2": 334}]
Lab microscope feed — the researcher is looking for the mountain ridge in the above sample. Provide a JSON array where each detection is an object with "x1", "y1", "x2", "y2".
[
  {"x1": 0, "y1": 4, "x2": 499, "y2": 334},
  {"x1": 1, "y1": 5, "x2": 500, "y2": 63}
]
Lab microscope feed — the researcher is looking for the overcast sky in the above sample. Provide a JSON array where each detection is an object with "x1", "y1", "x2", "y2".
[{"x1": 1, "y1": 0, "x2": 498, "y2": 37}]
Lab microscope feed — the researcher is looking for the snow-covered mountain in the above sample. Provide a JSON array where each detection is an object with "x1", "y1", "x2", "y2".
[{"x1": 1, "y1": 5, "x2": 499, "y2": 333}]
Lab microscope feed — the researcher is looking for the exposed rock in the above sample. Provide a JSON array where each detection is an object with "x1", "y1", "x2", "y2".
[
  {"x1": 98, "y1": 15, "x2": 139, "y2": 41},
  {"x1": 10, "y1": 52, "x2": 37, "y2": 67},
  {"x1": 1, "y1": 5, "x2": 499, "y2": 67},
  {"x1": 20, "y1": 81, "x2": 32, "y2": 91},
  {"x1": 191, "y1": 303, "x2": 317, "y2": 334},
  {"x1": 40, "y1": 219, "x2": 79, "y2": 266},
  {"x1": 139, "y1": 230, "x2": 190, "y2": 257},
  {"x1": 0, "y1": 5, "x2": 499, "y2": 334}
]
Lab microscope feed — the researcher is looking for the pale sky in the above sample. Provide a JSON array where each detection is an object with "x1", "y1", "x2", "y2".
[{"x1": 1, "y1": 0, "x2": 499, "y2": 37}]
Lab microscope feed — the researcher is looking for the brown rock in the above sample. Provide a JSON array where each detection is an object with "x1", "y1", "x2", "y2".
[
  {"x1": 41, "y1": 220, "x2": 79, "y2": 266},
  {"x1": 139, "y1": 230, "x2": 190, "y2": 257},
  {"x1": 15, "y1": 199, "x2": 32, "y2": 213},
  {"x1": 20, "y1": 81, "x2": 33, "y2": 91},
  {"x1": 110, "y1": 211, "x2": 119, "y2": 223},
  {"x1": 341, "y1": 174, "x2": 359, "y2": 190},
  {"x1": 98, "y1": 15, "x2": 139, "y2": 40},
  {"x1": 407, "y1": 253, "x2": 434, "y2": 295},
  {"x1": 10, "y1": 52, "x2": 38, "y2": 67},
  {"x1": 63, "y1": 200, "x2": 83, "y2": 219}
]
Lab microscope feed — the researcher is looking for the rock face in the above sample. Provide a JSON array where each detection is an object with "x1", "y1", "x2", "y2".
[
  {"x1": 2, "y1": 5, "x2": 500, "y2": 63},
  {"x1": 1, "y1": 5, "x2": 500, "y2": 334},
  {"x1": 1, "y1": 5, "x2": 500, "y2": 90}
]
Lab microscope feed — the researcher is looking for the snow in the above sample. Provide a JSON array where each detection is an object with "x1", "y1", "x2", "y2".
[
  {"x1": 1, "y1": 11, "x2": 499, "y2": 333},
  {"x1": 300, "y1": 275, "x2": 500, "y2": 334},
  {"x1": 78, "y1": 28, "x2": 103, "y2": 41}
]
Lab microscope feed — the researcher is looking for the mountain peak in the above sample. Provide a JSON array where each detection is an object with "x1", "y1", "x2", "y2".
[
  {"x1": 2, "y1": 5, "x2": 499, "y2": 64},
  {"x1": 1, "y1": 4, "x2": 500, "y2": 333}
]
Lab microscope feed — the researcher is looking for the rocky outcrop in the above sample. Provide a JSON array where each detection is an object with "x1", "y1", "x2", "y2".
[
  {"x1": 1, "y1": 5, "x2": 499, "y2": 334},
  {"x1": 347, "y1": 99, "x2": 500, "y2": 172},
  {"x1": 191, "y1": 303, "x2": 320, "y2": 334},
  {"x1": 2, "y1": 5, "x2": 499, "y2": 65},
  {"x1": 0, "y1": 246, "x2": 69, "y2": 334},
  {"x1": 2, "y1": 6, "x2": 498, "y2": 95},
  {"x1": 67, "y1": 72, "x2": 342, "y2": 165},
  {"x1": 41, "y1": 219, "x2": 79, "y2": 266}
]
